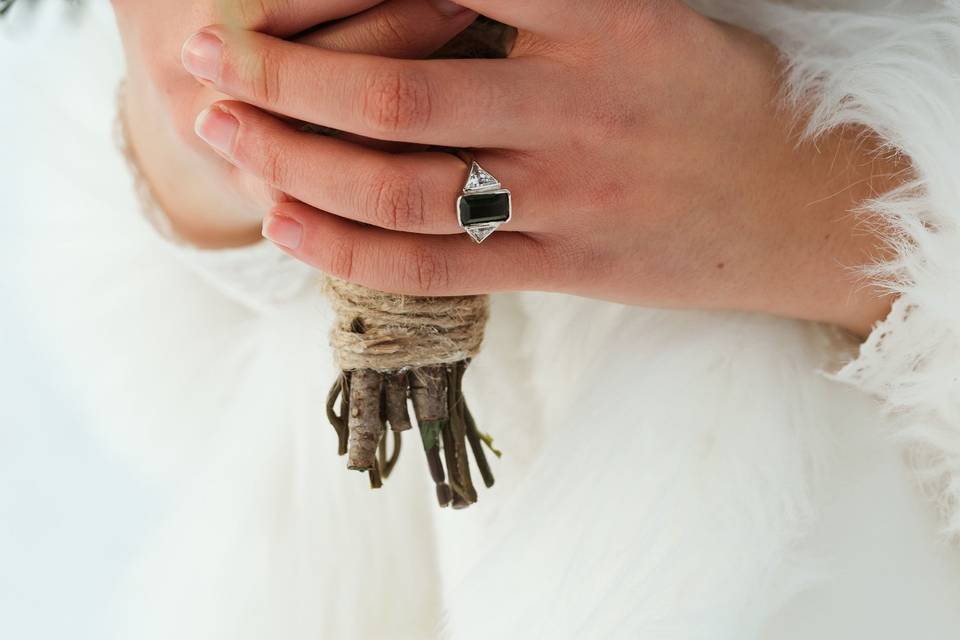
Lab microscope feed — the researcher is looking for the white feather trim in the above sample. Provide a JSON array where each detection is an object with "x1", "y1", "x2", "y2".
[
  {"x1": 729, "y1": 2, "x2": 960, "y2": 538},
  {"x1": 6, "y1": 2, "x2": 960, "y2": 639},
  {"x1": 441, "y1": 2, "x2": 960, "y2": 635}
]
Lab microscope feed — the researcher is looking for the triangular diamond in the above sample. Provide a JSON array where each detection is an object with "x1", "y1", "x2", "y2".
[
  {"x1": 465, "y1": 162, "x2": 500, "y2": 191},
  {"x1": 465, "y1": 223, "x2": 499, "y2": 244}
]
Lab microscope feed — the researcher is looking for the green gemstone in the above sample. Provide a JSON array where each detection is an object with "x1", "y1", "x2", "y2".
[{"x1": 459, "y1": 191, "x2": 511, "y2": 226}]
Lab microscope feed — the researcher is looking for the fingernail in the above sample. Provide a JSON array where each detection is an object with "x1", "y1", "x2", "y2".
[
  {"x1": 195, "y1": 106, "x2": 238, "y2": 156},
  {"x1": 181, "y1": 31, "x2": 222, "y2": 82},
  {"x1": 429, "y1": 0, "x2": 469, "y2": 16},
  {"x1": 262, "y1": 214, "x2": 303, "y2": 250}
]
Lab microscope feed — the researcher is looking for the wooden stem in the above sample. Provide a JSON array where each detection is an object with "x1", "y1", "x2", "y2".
[
  {"x1": 325, "y1": 361, "x2": 494, "y2": 506},
  {"x1": 378, "y1": 429, "x2": 402, "y2": 479},
  {"x1": 347, "y1": 369, "x2": 384, "y2": 471},
  {"x1": 384, "y1": 372, "x2": 413, "y2": 432},
  {"x1": 446, "y1": 363, "x2": 478, "y2": 508},
  {"x1": 411, "y1": 366, "x2": 453, "y2": 507},
  {"x1": 464, "y1": 401, "x2": 495, "y2": 489},
  {"x1": 368, "y1": 465, "x2": 382, "y2": 489},
  {"x1": 410, "y1": 366, "x2": 447, "y2": 421},
  {"x1": 325, "y1": 373, "x2": 350, "y2": 456}
]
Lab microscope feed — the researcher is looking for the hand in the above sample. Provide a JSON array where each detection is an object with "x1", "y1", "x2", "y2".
[
  {"x1": 112, "y1": 0, "x2": 476, "y2": 246},
  {"x1": 184, "y1": 0, "x2": 901, "y2": 333}
]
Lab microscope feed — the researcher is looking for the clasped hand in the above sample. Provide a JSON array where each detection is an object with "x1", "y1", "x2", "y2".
[{"x1": 117, "y1": 0, "x2": 900, "y2": 335}]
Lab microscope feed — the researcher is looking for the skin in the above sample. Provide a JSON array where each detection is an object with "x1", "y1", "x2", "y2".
[
  {"x1": 118, "y1": 0, "x2": 904, "y2": 335},
  {"x1": 112, "y1": 0, "x2": 477, "y2": 246}
]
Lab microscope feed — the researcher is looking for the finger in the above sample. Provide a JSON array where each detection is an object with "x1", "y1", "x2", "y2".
[
  {"x1": 110, "y1": 1, "x2": 385, "y2": 38},
  {"x1": 196, "y1": 100, "x2": 470, "y2": 234},
  {"x1": 219, "y1": 0, "x2": 383, "y2": 36},
  {"x1": 298, "y1": 0, "x2": 477, "y2": 59},
  {"x1": 179, "y1": 0, "x2": 472, "y2": 158},
  {"x1": 445, "y1": 0, "x2": 611, "y2": 40},
  {"x1": 262, "y1": 202, "x2": 550, "y2": 296},
  {"x1": 181, "y1": 26, "x2": 556, "y2": 148}
]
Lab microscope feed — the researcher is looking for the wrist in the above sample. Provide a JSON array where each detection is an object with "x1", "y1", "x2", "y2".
[
  {"x1": 708, "y1": 24, "x2": 901, "y2": 336},
  {"x1": 751, "y1": 122, "x2": 901, "y2": 336}
]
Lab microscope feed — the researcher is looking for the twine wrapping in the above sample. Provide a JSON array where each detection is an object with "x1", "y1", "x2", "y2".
[
  {"x1": 325, "y1": 276, "x2": 489, "y2": 372},
  {"x1": 323, "y1": 276, "x2": 499, "y2": 506},
  {"x1": 320, "y1": 15, "x2": 513, "y2": 504}
]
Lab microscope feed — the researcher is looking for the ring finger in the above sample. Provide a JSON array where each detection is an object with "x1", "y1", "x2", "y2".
[
  {"x1": 263, "y1": 202, "x2": 555, "y2": 297},
  {"x1": 197, "y1": 100, "x2": 541, "y2": 234}
]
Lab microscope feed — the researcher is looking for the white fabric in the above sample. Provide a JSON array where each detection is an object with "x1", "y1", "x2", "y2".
[
  {"x1": 4, "y1": 1, "x2": 960, "y2": 638},
  {"x1": 697, "y1": 0, "x2": 960, "y2": 540}
]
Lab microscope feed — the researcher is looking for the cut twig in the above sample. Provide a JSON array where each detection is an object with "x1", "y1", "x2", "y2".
[
  {"x1": 378, "y1": 429, "x2": 402, "y2": 479},
  {"x1": 326, "y1": 361, "x2": 495, "y2": 505},
  {"x1": 347, "y1": 369, "x2": 384, "y2": 472},
  {"x1": 325, "y1": 373, "x2": 349, "y2": 456},
  {"x1": 410, "y1": 366, "x2": 447, "y2": 422},
  {"x1": 368, "y1": 465, "x2": 382, "y2": 489},
  {"x1": 384, "y1": 372, "x2": 413, "y2": 432},
  {"x1": 464, "y1": 401, "x2": 495, "y2": 489},
  {"x1": 411, "y1": 366, "x2": 454, "y2": 506},
  {"x1": 446, "y1": 363, "x2": 478, "y2": 508}
]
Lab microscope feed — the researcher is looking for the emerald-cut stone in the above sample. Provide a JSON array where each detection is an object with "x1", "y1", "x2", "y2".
[{"x1": 458, "y1": 191, "x2": 511, "y2": 227}]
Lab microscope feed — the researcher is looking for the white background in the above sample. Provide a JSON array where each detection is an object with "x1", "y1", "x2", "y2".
[{"x1": 0, "y1": 4, "x2": 159, "y2": 639}]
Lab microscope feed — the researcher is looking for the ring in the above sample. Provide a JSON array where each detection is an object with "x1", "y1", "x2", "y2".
[{"x1": 454, "y1": 151, "x2": 512, "y2": 244}]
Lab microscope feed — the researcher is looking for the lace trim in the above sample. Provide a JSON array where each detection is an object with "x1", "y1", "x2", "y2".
[
  {"x1": 115, "y1": 81, "x2": 183, "y2": 244},
  {"x1": 831, "y1": 297, "x2": 920, "y2": 397},
  {"x1": 114, "y1": 80, "x2": 317, "y2": 312}
]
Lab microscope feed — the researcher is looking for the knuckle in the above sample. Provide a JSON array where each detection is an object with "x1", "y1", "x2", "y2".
[
  {"x1": 371, "y1": 12, "x2": 414, "y2": 51},
  {"x1": 229, "y1": 116, "x2": 289, "y2": 185},
  {"x1": 247, "y1": 46, "x2": 283, "y2": 106},
  {"x1": 370, "y1": 171, "x2": 426, "y2": 231},
  {"x1": 582, "y1": 94, "x2": 643, "y2": 145},
  {"x1": 360, "y1": 67, "x2": 432, "y2": 134},
  {"x1": 259, "y1": 142, "x2": 288, "y2": 187},
  {"x1": 403, "y1": 248, "x2": 451, "y2": 294},
  {"x1": 588, "y1": 177, "x2": 628, "y2": 211},
  {"x1": 325, "y1": 237, "x2": 357, "y2": 283}
]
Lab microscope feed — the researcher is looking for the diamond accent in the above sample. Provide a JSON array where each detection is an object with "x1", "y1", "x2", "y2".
[
  {"x1": 465, "y1": 223, "x2": 500, "y2": 244},
  {"x1": 464, "y1": 162, "x2": 500, "y2": 192}
]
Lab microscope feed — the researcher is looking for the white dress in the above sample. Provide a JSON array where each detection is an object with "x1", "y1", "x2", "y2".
[{"x1": 4, "y1": 1, "x2": 960, "y2": 638}]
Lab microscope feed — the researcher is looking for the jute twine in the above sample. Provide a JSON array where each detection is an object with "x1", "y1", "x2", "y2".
[{"x1": 325, "y1": 276, "x2": 489, "y2": 372}]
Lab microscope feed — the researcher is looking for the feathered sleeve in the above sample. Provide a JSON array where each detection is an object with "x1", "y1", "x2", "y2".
[{"x1": 708, "y1": 1, "x2": 960, "y2": 535}]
